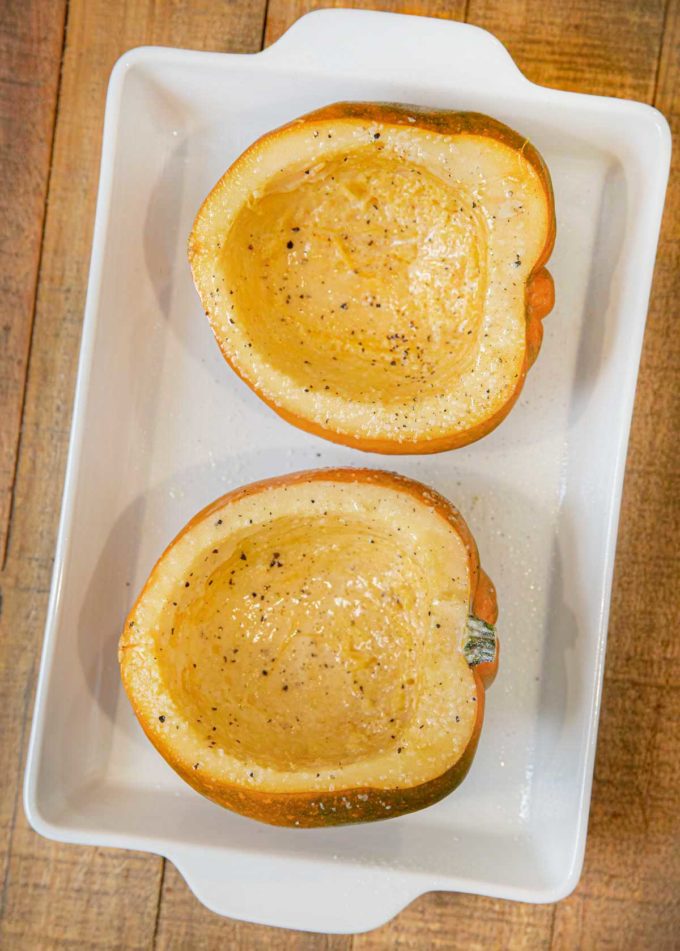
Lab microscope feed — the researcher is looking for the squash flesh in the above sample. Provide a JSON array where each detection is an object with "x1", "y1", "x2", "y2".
[
  {"x1": 162, "y1": 515, "x2": 426, "y2": 771},
  {"x1": 121, "y1": 475, "x2": 481, "y2": 798},
  {"x1": 190, "y1": 105, "x2": 555, "y2": 451},
  {"x1": 226, "y1": 150, "x2": 487, "y2": 404}
]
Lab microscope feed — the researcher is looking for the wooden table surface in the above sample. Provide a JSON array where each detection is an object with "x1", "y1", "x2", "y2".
[{"x1": 1, "y1": 0, "x2": 678, "y2": 947}]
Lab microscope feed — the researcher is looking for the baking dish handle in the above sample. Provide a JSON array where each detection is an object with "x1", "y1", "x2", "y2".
[
  {"x1": 170, "y1": 845, "x2": 422, "y2": 933},
  {"x1": 261, "y1": 8, "x2": 529, "y2": 92}
]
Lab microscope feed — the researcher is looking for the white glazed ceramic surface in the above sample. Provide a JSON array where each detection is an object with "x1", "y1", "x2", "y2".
[{"x1": 24, "y1": 10, "x2": 670, "y2": 934}]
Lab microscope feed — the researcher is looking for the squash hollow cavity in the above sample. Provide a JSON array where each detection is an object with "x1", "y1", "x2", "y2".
[
  {"x1": 223, "y1": 151, "x2": 487, "y2": 405},
  {"x1": 120, "y1": 469, "x2": 499, "y2": 825},
  {"x1": 156, "y1": 515, "x2": 427, "y2": 771},
  {"x1": 190, "y1": 104, "x2": 555, "y2": 453}
]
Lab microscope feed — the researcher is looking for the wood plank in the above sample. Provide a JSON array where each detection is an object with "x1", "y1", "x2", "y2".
[
  {"x1": 0, "y1": 0, "x2": 66, "y2": 925},
  {"x1": 264, "y1": 0, "x2": 466, "y2": 47},
  {"x1": 548, "y1": 0, "x2": 680, "y2": 946},
  {"x1": 354, "y1": 892, "x2": 554, "y2": 950},
  {"x1": 466, "y1": 0, "x2": 666, "y2": 98},
  {"x1": 2, "y1": 834, "x2": 163, "y2": 950},
  {"x1": 0, "y1": 0, "x2": 66, "y2": 561},
  {"x1": 551, "y1": 683, "x2": 680, "y2": 950},
  {"x1": 0, "y1": 1, "x2": 268, "y2": 948},
  {"x1": 605, "y1": 0, "x2": 680, "y2": 690}
]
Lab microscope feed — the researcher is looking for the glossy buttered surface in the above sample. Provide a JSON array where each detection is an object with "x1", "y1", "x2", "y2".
[
  {"x1": 120, "y1": 471, "x2": 489, "y2": 819},
  {"x1": 229, "y1": 151, "x2": 489, "y2": 404},
  {"x1": 191, "y1": 103, "x2": 555, "y2": 452}
]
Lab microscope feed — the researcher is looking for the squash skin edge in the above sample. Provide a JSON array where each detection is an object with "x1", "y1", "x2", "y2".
[
  {"x1": 120, "y1": 467, "x2": 498, "y2": 827},
  {"x1": 189, "y1": 102, "x2": 556, "y2": 455}
]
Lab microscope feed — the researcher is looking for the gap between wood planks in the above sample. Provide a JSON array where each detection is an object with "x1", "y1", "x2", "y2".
[
  {"x1": 151, "y1": 857, "x2": 167, "y2": 948},
  {"x1": 651, "y1": 0, "x2": 673, "y2": 103},
  {"x1": 1, "y1": 0, "x2": 70, "y2": 573},
  {"x1": 0, "y1": 0, "x2": 70, "y2": 923}
]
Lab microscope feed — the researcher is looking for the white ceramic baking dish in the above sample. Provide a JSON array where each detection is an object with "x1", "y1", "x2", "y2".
[{"x1": 24, "y1": 9, "x2": 670, "y2": 934}]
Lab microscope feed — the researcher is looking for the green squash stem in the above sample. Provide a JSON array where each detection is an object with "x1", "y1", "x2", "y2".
[{"x1": 463, "y1": 615, "x2": 497, "y2": 667}]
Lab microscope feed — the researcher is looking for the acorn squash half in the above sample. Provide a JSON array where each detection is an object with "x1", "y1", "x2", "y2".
[
  {"x1": 189, "y1": 102, "x2": 555, "y2": 453},
  {"x1": 119, "y1": 469, "x2": 498, "y2": 826}
]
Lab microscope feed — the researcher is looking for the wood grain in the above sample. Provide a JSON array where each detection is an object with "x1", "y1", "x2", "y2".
[
  {"x1": 2, "y1": 833, "x2": 163, "y2": 951},
  {"x1": 0, "y1": 0, "x2": 677, "y2": 947},
  {"x1": 548, "y1": 1, "x2": 680, "y2": 941},
  {"x1": 264, "y1": 0, "x2": 466, "y2": 46},
  {"x1": 466, "y1": 0, "x2": 667, "y2": 99},
  {"x1": 354, "y1": 892, "x2": 554, "y2": 949},
  {"x1": 0, "y1": 0, "x2": 67, "y2": 927},
  {"x1": 0, "y1": 0, "x2": 66, "y2": 562}
]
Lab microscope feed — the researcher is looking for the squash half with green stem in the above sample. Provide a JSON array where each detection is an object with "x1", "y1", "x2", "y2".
[
  {"x1": 119, "y1": 469, "x2": 498, "y2": 827},
  {"x1": 189, "y1": 102, "x2": 555, "y2": 453}
]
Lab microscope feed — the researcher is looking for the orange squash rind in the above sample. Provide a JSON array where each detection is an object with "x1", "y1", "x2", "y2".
[
  {"x1": 190, "y1": 103, "x2": 555, "y2": 453},
  {"x1": 119, "y1": 469, "x2": 498, "y2": 826}
]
